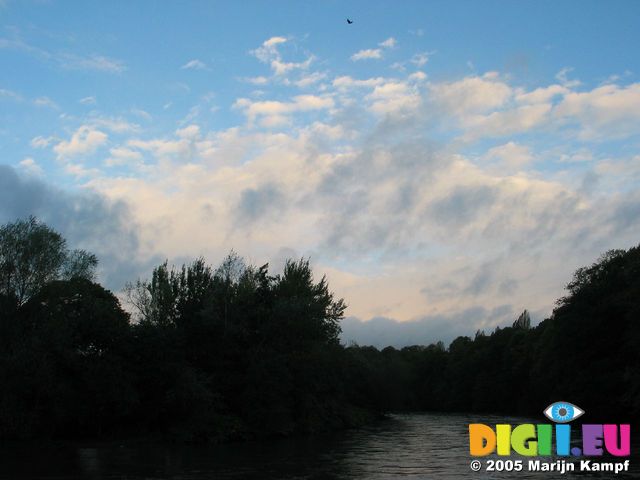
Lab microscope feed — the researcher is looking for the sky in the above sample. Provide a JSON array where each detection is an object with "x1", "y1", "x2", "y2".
[{"x1": 1, "y1": 1, "x2": 639, "y2": 347}]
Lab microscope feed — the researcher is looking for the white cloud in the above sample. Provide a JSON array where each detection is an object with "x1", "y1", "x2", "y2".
[
  {"x1": 251, "y1": 36, "x2": 288, "y2": 63},
  {"x1": 515, "y1": 85, "x2": 568, "y2": 104},
  {"x1": 18, "y1": 157, "x2": 44, "y2": 176},
  {"x1": 89, "y1": 116, "x2": 140, "y2": 133},
  {"x1": 295, "y1": 71, "x2": 327, "y2": 88},
  {"x1": 351, "y1": 48, "x2": 382, "y2": 61},
  {"x1": 181, "y1": 59, "x2": 207, "y2": 70},
  {"x1": 461, "y1": 103, "x2": 552, "y2": 140},
  {"x1": 271, "y1": 56, "x2": 314, "y2": 76},
  {"x1": 64, "y1": 162, "x2": 101, "y2": 178},
  {"x1": 427, "y1": 73, "x2": 640, "y2": 141},
  {"x1": 333, "y1": 76, "x2": 386, "y2": 90},
  {"x1": 367, "y1": 80, "x2": 422, "y2": 115},
  {"x1": 250, "y1": 36, "x2": 313, "y2": 77},
  {"x1": 244, "y1": 76, "x2": 269, "y2": 85},
  {"x1": 33, "y1": 96, "x2": 58, "y2": 109},
  {"x1": 379, "y1": 37, "x2": 396, "y2": 48},
  {"x1": 0, "y1": 36, "x2": 125, "y2": 74},
  {"x1": 263, "y1": 36, "x2": 287, "y2": 46},
  {"x1": 54, "y1": 125, "x2": 108, "y2": 159},
  {"x1": 408, "y1": 71, "x2": 427, "y2": 83},
  {"x1": 411, "y1": 52, "x2": 431, "y2": 67},
  {"x1": 79, "y1": 96, "x2": 96, "y2": 105},
  {"x1": 176, "y1": 124, "x2": 201, "y2": 139},
  {"x1": 31, "y1": 135, "x2": 55, "y2": 148},
  {"x1": 426, "y1": 74, "x2": 569, "y2": 139},
  {"x1": 125, "y1": 126, "x2": 207, "y2": 161},
  {"x1": 483, "y1": 142, "x2": 534, "y2": 170},
  {"x1": 130, "y1": 108, "x2": 152, "y2": 121},
  {"x1": 350, "y1": 38, "x2": 396, "y2": 62},
  {"x1": 554, "y1": 83, "x2": 640, "y2": 139},
  {"x1": 233, "y1": 95, "x2": 334, "y2": 126},
  {"x1": 127, "y1": 138, "x2": 187, "y2": 158},
  {"x1": 555, "y1": 67, "x2": 581, "y2": 88},
  {"x1": 0, "y1": 88, "x2": 22, "y2": 101},
  {"x1": 105, "y1": 147, "x2": 143, "y2": 167},
  {"x1": 59, "y1": 53, "x2": 126, "y2": 73},
  {"x1": 429, "y1": 73, "x2": 513, "y2": 116},
  {"x1": 559, "y1": 148, "x2": 593, "y2": 163},
  {"x1": 178, "y1": 105, "x2": 201, "y2": 126}
]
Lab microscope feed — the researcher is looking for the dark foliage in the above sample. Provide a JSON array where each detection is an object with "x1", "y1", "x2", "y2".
[{"x1": 0, "y1": 217, "x2": 638, "y2": 442}]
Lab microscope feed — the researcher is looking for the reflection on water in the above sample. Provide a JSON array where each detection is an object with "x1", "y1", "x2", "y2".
[{"x1": 0, "y1": 413, "x2": 637, "y2": 479}]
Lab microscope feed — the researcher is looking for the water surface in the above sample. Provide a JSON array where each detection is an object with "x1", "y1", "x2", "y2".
[{"x1": 1, "y1": 413, "x2": 637, "y2": 479}]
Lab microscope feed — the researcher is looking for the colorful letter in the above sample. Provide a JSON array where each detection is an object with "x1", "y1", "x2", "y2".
[
  {"x1": 511, "y1": 424, "x2": 537, "y2": 456},
  {"x1": 496, "y1": 424, "x2": 511, "y2": 456},
  {"x1": 582, "y1": 424, "x2": 604, "y2": 456},
  {"x1": 537, "y1": 424, "x2": 552, "y2": 455},
  {"x1": 556, "y1": 424, "x2": 571, "y2": 456},
  {"x1": 469, "y1": 424, "x2": 496, "y2": 456},
  {"x1": 604, "y1": 424, "x2": 630, "y2": 456}
]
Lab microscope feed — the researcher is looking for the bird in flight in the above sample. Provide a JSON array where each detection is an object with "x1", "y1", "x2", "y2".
[{"x1": 347, "y1": 18, "x2": 353, "y2": 24}]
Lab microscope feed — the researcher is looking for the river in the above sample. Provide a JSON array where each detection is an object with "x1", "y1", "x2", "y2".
[{"x1": 0, "y1": 413, "x2": 637, "y2": 479}]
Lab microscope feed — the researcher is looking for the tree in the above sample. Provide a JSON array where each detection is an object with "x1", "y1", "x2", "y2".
[
  {"x1": 531, "y1": 244, "x2": 640, "y2": 421},
  {"x1": 125, "y1": 257, "x2": 216, "y2": 327},
  {"x1": 512, "y1": 309, "x2": 531, "y2": 329},
  {"x1": 14, "y1": 279, "x2": 135, "y2": 438},
  {"x1": 0, "y1": 216, "x2": 97, "y2": 305},
  {"x1": 272, "y1": 259, "x2": 346, "y2": 348}
]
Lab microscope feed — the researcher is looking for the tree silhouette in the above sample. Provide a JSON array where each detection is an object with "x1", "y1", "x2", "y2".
[
  {"x1": 1, "y1": 216, "x2": 638, "y2": 443},
  {"x1": 0, "y1": 216, "x2": 96, "y2": 305},
  {"x1": 512, "y1": 309, "x2": 531, "y2": 329}
]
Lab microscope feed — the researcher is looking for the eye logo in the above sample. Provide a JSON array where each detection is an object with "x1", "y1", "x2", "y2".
[{"x1": 543, "y1": 401, "x2": 584, "y2": 423}]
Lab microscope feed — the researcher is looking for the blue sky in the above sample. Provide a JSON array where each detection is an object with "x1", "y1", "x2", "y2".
[{"x1": 2, "y1": 1, "x2": 640, "y2": 346}]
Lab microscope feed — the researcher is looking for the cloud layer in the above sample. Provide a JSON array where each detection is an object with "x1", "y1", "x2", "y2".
[{"x1": 6, "y1": 33, "x2": 640, "y2": 346}]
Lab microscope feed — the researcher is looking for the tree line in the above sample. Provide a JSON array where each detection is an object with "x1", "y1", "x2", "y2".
[{"x1": 0, "y1": 217, "x2": 638, "y2": 442}]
